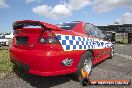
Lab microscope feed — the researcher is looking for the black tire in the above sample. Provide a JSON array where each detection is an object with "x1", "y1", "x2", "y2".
[
  {"x1": 80, "y1": 78, "x2": 91, "y2": 86},
  {"x1": 109, "y1": 47, "x2": 114, "y2": 59},
  {"x1": 72, "y1": 51, "x2": 93, "y2": 82}
]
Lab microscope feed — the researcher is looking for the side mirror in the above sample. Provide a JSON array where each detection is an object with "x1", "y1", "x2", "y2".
[
  {"x1": 112, "y1": 41, "x2": 115, "y2": 44},
  {"x1": 104, "y1": 35, "x2": 111, "y2": 41},
  {"x1": 105, "y1": 35, "x2": 115, "y2": 44}
]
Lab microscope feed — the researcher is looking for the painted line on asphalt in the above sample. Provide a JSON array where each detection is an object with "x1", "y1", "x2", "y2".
[
  {"x1": 115, "y1": 53, "x2": 132, "y2": 60},
  {"x1": 116, "y1": 45, "x2": 126, "y2": 46}
]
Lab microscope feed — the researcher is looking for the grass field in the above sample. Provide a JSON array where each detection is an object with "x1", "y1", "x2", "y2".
[{"x1": 0, "y1": 49, "x2": 12, "y2": 76}]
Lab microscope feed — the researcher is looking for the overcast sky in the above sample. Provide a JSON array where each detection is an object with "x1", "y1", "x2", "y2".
[{"x1": 0, "y1": 0, "x2": 132, "y2": 32}]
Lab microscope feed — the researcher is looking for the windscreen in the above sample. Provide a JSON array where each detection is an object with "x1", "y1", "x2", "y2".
[{"x1": 56, "y1": 22, "x2": 78, "y2": 30}]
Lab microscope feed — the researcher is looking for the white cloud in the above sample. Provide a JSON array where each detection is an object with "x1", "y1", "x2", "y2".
[
  {"x1": 93, "y1": 0, "x2": 132, "y2": 13},
  {"x1": 32, "y1": 5, "x2": 51, "y2": 17},
  {"x1": 32, "y1": 4, "x2": 71, "y2": 19},
  {"x1": 117, "y1": 12, "x2": 132, "y2": 24},
  {"x1": 67, "y1": 0, "x2": 91, "y2": 11},
  {"x1": 0, "y1": 0, "x2": 9, "y2": 8},
  {"x1": 50, "y1": 4, "x2": 71, "y2": 19},
  {"x1": 32, "y1": 0, "x2": 91, "y2": 19},
  {"x1": 25, "y1": 0, "x2": 40, "y2": 3}
]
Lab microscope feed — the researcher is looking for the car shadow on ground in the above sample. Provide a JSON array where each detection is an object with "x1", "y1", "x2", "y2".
[
  {"x1": 12, "y1": 58, "x2": 111, "y2": 88},
  {"x1": 13, "y1": 66, "x2": 72, "y2": 88}
]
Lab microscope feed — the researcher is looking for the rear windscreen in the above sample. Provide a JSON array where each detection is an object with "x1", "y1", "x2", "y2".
[
  {"x1": 56, "y1": 22, "x2": 78, "y2": 30},
  {"x1": 13, "y1": 22, "x2": 44, "y2": 30}
]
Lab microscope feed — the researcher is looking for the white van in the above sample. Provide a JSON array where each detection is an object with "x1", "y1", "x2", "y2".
[
  {"x1": 5, "y1": 33, "x2": 14, "y2": 39},
  {"x1": 0, "y1": 35, "x2": 9, "y2": 46}
]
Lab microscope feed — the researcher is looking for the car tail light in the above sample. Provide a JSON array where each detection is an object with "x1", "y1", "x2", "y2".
[{"x1": 39, "y1": 30, "x2": 60, "y2": 44}]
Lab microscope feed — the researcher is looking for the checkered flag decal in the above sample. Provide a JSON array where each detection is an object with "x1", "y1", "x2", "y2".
[
  {"x1": 56, "y1": 34, "x2": 95, "y2": 51},
  {"x1": 57, "y1": 34, "x2": 113, "y2": 51}
]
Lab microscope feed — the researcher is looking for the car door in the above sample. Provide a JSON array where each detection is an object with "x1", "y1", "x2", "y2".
[
  {"x1": 84, "y1": 24, "x2": 101, "y2": 62},
  {"x1": 95, "y1": 27, "x2": 108, "y2": 59},
  {"x1": 97, "y1": 28, "x2": 111, "y2": 57}
]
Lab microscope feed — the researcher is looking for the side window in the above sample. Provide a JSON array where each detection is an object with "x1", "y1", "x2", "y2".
[
  {"x1": 96, "y1": 27, "x2": 105, "y2": 39},
  {"x1": 84, "y1": 24, "x2": 99, "y2": 38},
  {"x1": 91, "y1": 26, "x2": 99, "y2": 38},
  {"x1": 84, "y1": 24, "x2": 91, "y2": 36}
]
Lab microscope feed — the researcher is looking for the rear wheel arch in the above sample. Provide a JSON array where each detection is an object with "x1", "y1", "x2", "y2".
[
  {"x1": 71, "y1": 50, "x2": 93, "y2": 81},
  {"x1": 81, "y1": 49, "x2": 94, "y2": 59},
  {"x1": 87, "y1": 49, "x2": 94, "y2": 57},
  {"x1": 77, "y1": 49, "x2": 94, "y2": 66}
]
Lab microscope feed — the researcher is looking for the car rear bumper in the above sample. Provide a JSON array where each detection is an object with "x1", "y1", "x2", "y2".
[{"x1": 9, "y1": 47, "x2": 82, "y2": 76}]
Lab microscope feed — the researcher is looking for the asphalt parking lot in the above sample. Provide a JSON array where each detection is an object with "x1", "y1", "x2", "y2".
[{"x1": 0, "y1": 44, "x2": 132, "y2": 88}]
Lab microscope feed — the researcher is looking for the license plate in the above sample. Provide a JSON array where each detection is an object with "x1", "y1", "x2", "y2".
[{"x1": 16, "y1": 36, "x2": 28, "y2": 45}]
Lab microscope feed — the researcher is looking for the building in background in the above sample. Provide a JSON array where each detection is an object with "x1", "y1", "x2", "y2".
[{"x1": 97, "y1": 24, "x2": 132, "y2": 44}]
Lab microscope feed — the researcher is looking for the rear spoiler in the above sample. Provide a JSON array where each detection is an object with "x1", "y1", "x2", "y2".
[{"x1": 13, "y1": 20, "x2": 62, "y2": 31}]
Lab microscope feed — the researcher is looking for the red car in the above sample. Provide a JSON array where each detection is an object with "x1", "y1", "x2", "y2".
[{"x1": 9, "y1": 20, "x2": 114, "y2": 81}]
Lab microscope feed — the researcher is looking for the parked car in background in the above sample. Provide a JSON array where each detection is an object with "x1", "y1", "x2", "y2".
[
  {"x1": 4, "y1": 33, "x2": 14, "y2": 45},
  {"x1": 0, "y1": 34, "x2": 9, "y2": 46},
  {"x1": 5, "y1": 33, "x2": 14, "y2": 39},
  {"x1": 9, "y1": 20, "x2": 114, "y2": 84}
]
